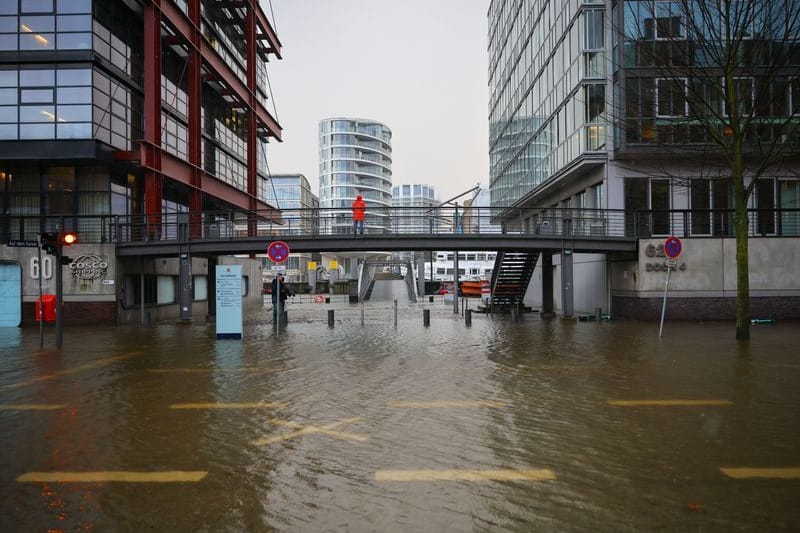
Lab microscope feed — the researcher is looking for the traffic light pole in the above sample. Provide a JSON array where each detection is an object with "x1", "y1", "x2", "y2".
[
  {"x1": 55, "y1": 226, "x2": 63, "y2": 347},
  {"x1": 37, "y1": 234, "x2": 43, "y2": 348}
]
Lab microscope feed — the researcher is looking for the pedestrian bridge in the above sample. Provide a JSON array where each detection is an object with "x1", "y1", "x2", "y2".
[{"x1": 108, "y1": 207, "x2": 637, "y2": 257}]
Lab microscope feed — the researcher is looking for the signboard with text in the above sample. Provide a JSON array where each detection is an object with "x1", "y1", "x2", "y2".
[{"x1": 215, "y1": 265, "x2": 243, "y2": 339}]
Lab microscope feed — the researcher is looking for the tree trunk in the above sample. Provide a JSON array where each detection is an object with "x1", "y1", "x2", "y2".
[{"x1": 732, "y1": 160, "x2": 750, "y2": 341}]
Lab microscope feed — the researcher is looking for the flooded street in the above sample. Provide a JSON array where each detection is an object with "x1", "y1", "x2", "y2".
[{"x1": 1, "y1": 299, "x2": 799, "y2": 532}]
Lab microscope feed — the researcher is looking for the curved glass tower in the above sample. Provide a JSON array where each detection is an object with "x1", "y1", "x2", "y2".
[{"x1": 319, "y1": 118, "x2": 393, "y2": 234}]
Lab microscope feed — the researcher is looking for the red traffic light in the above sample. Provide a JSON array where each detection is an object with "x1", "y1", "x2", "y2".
[{"x1": 62, "y1": 231, "x2": 78, "y2": 245}]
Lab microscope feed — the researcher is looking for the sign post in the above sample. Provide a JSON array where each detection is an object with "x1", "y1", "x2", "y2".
[
  {"x1": 659, "y1": 236, "x2": 682, "y2": 338},
  {"x1": 268, "y1": 241, "x2": 290, "y2": 328}
]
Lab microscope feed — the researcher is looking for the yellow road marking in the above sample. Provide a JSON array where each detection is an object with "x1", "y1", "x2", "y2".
[
  {"x1": 147, "y1": 367, "x2": 285, "y2": 374},
  {"x1": 721, "y1": 467, "x2": 800, "y2": 479},
  {"x1": 607, "y1": 400, "x2": 734, "y2": 407},
  {"x1": 375, "y1": 469, "x2": 556, "y2": 482},
  {"x1": 0, "y1": 404, "x2": 66, "y2": 411},
  {"x1": 253, "y1": 417, "x2": 366, "y2": 446},
  {"x1": 0, "y1": 351, "x2": 143, "y2": 391},
  {"x1": 387, "y1": 401, "x2": 507, "y2": 409},
  {"x1": 169, "y1": 402, "x2": 286, "y2": 409},
  {"x1": 17, "y1": 471, "x2": 208, "y2": 483}
]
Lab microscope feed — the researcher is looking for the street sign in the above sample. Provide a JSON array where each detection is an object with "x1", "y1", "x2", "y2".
[
  {"x1": 665, "y1": 258, "x2": 678, "y2": 268},
  {"x1": 664, "y1": 236, "x2": 682, "y2": 258},
  {"x1": 267, "y1": 240, "x2": 290, "y2": 263},
  {"x1": 7, "y1": 240, "x2": 38, "y2": 247}
]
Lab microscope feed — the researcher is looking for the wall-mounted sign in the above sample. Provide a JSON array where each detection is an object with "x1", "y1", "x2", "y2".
[{"x1": 69, "y1": 255, "x2": 109, "y2": 281}]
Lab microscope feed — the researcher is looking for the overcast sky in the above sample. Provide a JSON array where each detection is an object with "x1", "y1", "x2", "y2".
[{"x1": 264, "y1": 0, "x2": 490, "y2": 202}]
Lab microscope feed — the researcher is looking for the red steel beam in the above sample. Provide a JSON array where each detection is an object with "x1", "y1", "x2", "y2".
[
  {"x1": 138, "y1": 141, "x2": 281, "y2": 219},
  {"x1": 249, "y1": 0, "x2": 282, "y2": 59},
  {"x1": 143, "y1": 2, "x2": 163, "y2": 236},
  {"x1": 157, "y1": 0, "x2": 282, "y2": 141}
]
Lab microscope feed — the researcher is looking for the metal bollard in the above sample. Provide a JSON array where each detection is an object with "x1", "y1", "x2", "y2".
[
  {"x1": 596, "y1": 307, "x2": 602, "y2": 321},
  {"x1": 423, "y1": 309, "x2": 430, "y2": 327},
  {"x1": 465, "y1": 308, "x2": 472, "y2": 327},
  {"x1": 510, "y1": 307, "x2": 518, "y2": 321},
  {"x1": 327, "y1": 309, "x2": 334, "y2": 328},
  {"x1": 393, "y1": 298, "x2": 398, "y2": 327},
  {"x1": 361, "y1": 302, "x2": 365, "y2": 327}
]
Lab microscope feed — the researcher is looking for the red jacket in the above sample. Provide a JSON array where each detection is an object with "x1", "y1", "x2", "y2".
[{"x1": 352, "y1": 196, "x2": 366, "y2": 221}]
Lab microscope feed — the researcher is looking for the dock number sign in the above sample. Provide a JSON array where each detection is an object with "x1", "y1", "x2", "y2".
[
  {"x1": 267, "y1": 241, "x2": 290, "y2": 263},
  {"x1": 664, "y1": 236, "x2": 682, "y2": 259}
]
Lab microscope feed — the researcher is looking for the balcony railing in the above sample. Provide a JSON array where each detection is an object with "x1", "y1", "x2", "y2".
[{"x1": 1, "y1": 208, "x2": 798, "y2": 245}]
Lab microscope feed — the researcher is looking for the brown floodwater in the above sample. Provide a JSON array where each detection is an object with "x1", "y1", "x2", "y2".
[{"x1": 1, "y1": 298, "x2": 799, "y2": 532}]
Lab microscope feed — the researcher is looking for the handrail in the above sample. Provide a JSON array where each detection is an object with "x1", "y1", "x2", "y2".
[{"x1": 1, "y1": 208, "x2": 798, "y2": 244}]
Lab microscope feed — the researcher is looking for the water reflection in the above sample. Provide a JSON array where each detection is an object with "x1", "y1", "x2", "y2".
[{"x1": 0, "y1": 306, "x2": 798, "y2": 532}]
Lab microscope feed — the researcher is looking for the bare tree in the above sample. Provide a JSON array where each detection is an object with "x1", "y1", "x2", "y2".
[{"x1": 614, "y1": 0, "x2": 800, "y2": 340}]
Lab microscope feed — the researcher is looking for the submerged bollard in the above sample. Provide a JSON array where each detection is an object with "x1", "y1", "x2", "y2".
[
  {"x1": 596, "y1": 307, "x2": 602, "y2": 321},
  {"x1": 327, "y1": 309, "x2": 335, "y2": 328},
  {"x1": 510, "y1": 307, "x2": 519, "y2": 321},
  {"x1": 465, "y1": 308, "x2": 472, "y2": 327},
  {"x1": 393, "y1": 299, "x2": 398, "y2": 327},
  {"x1": 423, "y1": 309, "x2": 430, "y2": 327},
  {"x1": 361, "y1": 301, "x2": 365, "y2": 327}
]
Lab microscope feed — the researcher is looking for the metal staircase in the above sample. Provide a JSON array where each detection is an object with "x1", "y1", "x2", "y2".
[{"x1": 489, "y1": 251, "x2": 540, "y2": 308}]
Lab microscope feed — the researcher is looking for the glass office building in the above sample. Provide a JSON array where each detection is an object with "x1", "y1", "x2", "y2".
[
  {"x1": 0, "y1": 0, "x2": 283, "y2": 325},
  {"x1": 488, "y1": 0, "x2": 800, "y2": 234},
  {"x1": 0, "y1": 0, "x2": 283, "y2": 241},
  {"x1": 319, "y1": 118, "x2": 393, "y2": 234}
]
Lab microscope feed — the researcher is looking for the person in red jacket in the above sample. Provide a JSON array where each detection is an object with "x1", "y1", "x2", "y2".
[{"x1": 351, "y1": 194, "x2": 366, "y2": 235}]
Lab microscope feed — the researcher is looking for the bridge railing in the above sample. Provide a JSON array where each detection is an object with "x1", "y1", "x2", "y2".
[{"x1": 1, "y1": 208, "x2": 798, "y2": 244}]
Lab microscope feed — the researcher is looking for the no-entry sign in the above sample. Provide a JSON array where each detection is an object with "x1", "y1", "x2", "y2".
[
  {"x1": 267, "y1": 241, "x2": 290, "y2": 263},
  {"x1": 664, "y1": 236, "x2": 682, "y2": 259}
]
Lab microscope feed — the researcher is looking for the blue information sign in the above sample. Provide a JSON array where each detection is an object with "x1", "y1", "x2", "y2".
[
  {"x1": 664, "y1": 236, "x2": 682, "y2": 259},
  {"x1": 267, "y1": 241, "x2": 290, "y2": 263},
  {"x1": 215, "y1": 265, "x2": 243, "y2": 339}
]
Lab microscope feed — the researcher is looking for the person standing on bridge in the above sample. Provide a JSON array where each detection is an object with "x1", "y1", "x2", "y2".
[{"x1": 352, "y1": 194, "x2": 366, "y2": 235}]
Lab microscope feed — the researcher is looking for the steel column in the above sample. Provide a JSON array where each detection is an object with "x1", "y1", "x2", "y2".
[
  {"x1": 561, "y1": 248, "x2": 574, "y2": 318},
  {"x1": 143, "y1": 3, "x2": 162, "y2": 239},
  {"x1": 187, "y1": 0, "x2": 203, "y2": 237},
  {"x1": 541, "y1": 252, "x2": 555, "y2": 318}
]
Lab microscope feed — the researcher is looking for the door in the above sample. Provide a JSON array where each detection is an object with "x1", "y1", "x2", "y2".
[{"x1": 0, "y1": 262, "x2": 22, "y2": 327}]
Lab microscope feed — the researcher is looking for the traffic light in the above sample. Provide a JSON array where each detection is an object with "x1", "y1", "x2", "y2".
[
  {"x1": 40, "y1": 232, "x2": 57, "y2": 255},
  {"x1": 62, "y1": 231, "x2": 78, "y2": 246}
]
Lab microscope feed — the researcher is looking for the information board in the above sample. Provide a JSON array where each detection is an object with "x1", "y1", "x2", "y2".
[{"x1": 215, "y1": 265, "x2": 243, "y2": 339}]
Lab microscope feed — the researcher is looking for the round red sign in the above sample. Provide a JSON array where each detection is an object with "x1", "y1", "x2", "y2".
[
  {"x1": 267, "y1": 241, "x2": 290, "y2": 263},
  {"x1": 664, "y1": 236, "x2": 682, "y2": 259}
]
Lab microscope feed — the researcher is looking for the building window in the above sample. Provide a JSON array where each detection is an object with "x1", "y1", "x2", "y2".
[
  {"x1": 755, "y1": 178, "x2": 776, "y2": 235},
  {"x1": 656, "y1": 78, "x2": 687, "y2": 117},
  {"x1": 654, "y1": 1, "x2": 684, "y2": 39},
  {"x1": 780, "y1": 180, "x2": 800, "y2": 236},
  {"x1": 193, "y1": 275, "x2": 208, "y2": 301},
  {"x1": 157, "y1": 275, "x2": 176, "y2": 305}
]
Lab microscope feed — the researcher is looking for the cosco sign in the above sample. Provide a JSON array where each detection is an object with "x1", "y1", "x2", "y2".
[{"x1": 69, "y1": 255, "x2": 109, "y2": 281}]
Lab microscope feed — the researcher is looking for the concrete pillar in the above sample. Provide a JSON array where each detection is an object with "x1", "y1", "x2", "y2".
[
  {"x1": 178, "y1": 252, "x2": 192, "y2": 322},
  {"x1": 207, "y1": 257, "x2": 217, "y2": 317},
  {"x1": 416, "y1": 257, "x2": 425, "y2": 297},
  {"x1": 541, "y1": 252, "x2": 554, "y2": 318},
  {"x1": 561, "y1": 248, "x2": 574, "y2": 318}
]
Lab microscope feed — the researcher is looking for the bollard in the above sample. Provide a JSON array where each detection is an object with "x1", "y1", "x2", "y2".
[
  {"x1": 423, "y1": 309, "x2": 430, "y2": 327},
  {"x1": 327, "y1": 309, "x2": 335, "y2": 328},
  {"x1": 361, "y1": 302, "x2": 365, "y2": 327},
  {"x1": 325, "y1": 296, "x2": 330, "y2": 304},
  {"x1": 596, "y1": 307, "x2": 602, "y2": 321},
  {"x1": 393, "y1": 298, "x2": 398, "y2": 327},
  {"x1": 465, "y1": 308, "x2": 472, "y2": 327},
  {"x1": 510, "y1": 307, "x2": 518, "y2": 321},
  {"x1": 429, "y1": 295, "x2": 434, "y2": 303}
]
